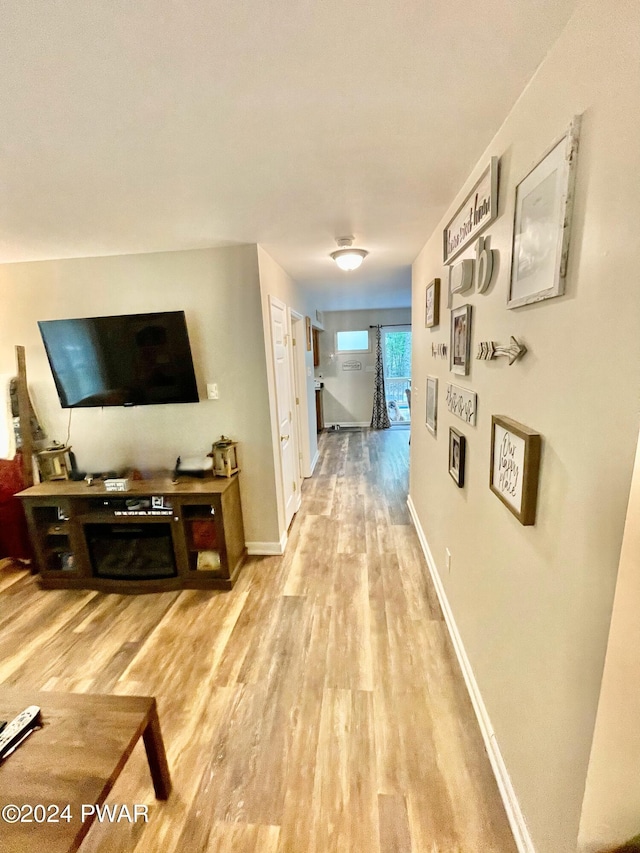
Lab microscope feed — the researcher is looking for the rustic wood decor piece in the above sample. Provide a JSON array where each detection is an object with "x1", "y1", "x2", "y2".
[
  {"x1": 508, "y1": 116, "x2": 581, "y2": 308},
  {"x1": 36, "y1": 445, "x2": 73, "y2": 481},
  {"x1": 476, "y1": 337, "x2": 527, "y2": 365},
  {"x1": 490, "y1": 415, "x2": 541, "y2": 525},
  {"x1": 0, "y1": 688, "x2": 170, "y2": 853},
  {"x1": 14, "y1": 346, "x2": 34, "y2": 488}
]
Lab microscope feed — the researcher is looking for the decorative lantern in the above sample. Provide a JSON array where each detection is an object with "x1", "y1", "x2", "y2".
[
  {"x1": 37, "y1": 445, "x2": 72, "y2": 481},
  {"x1": 209, "y1": 436, "x2": 239, "y2": 478}
]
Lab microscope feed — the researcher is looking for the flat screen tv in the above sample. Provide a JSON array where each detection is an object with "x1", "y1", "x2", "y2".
[{"x1": 38, "y1": 311, "x2": 199, "y2": 408}]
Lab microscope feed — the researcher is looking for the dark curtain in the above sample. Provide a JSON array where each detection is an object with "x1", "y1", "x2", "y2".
[{"x1": 370, "y1": 326, "x2": 391, "y2": 429}]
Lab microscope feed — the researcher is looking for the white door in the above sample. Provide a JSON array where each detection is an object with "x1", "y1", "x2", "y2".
[{"x1": 269, "y1": 296, "x2": 298, "y2": 530}]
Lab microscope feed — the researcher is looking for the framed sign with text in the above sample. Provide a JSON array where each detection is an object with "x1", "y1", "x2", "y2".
[
  {"x1": 445, "y1": 383, "x2": 477, "y2": 425},
  {"x1": 443, "y1": 157, "x2": 499, "y2": 264},
  {"x1": 490, "y1": 415, "x2": 541, "y2": 525}
]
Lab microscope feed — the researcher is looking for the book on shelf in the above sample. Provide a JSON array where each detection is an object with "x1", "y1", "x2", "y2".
[
  {"x1": 196, "y1": 550, "x2": 221, "y2": 571},
  {"x1": 190, "y1": 519, "x2": 218, "y2": 550}
]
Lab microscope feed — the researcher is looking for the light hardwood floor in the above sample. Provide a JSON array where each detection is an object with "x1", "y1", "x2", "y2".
[{"x1": 0, "y1": 428, "x2": 517, "y2": 852}]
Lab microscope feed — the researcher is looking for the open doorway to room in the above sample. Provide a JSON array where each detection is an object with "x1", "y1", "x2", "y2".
[{"x1": 382, "y1": 325, "x2": 412, "y2": 425}]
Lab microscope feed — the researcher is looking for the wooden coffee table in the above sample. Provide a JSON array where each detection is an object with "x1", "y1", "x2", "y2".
[{"x1": 0, "y1": 689, "x2": 171, "y2": 853}]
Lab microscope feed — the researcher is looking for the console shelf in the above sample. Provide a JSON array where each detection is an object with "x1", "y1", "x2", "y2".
[{"x1": 18, "y1": 476, "x2": 246, "y2": 593}]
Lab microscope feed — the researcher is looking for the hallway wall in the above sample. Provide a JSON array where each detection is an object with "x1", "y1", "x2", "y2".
[
  {"x1": 409, "y1": 1, "x2": 640, "y2": 850},
  {"x1": 578, "y1": 426, "x2": 640, "y2": 852}
]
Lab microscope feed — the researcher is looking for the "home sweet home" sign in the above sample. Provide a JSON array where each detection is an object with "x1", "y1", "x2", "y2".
[{"x1": 443, "y1": 157, "x2": 499, "y2": 264}]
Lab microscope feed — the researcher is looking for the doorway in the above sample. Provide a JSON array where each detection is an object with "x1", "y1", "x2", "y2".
[{"x1": 382, "y1": 326, "x2": 412, "y2": 424}]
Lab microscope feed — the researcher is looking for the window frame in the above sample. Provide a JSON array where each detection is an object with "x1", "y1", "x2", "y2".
[{"x1": 334, "y1": 329, "x2": 371, "y2": 354}]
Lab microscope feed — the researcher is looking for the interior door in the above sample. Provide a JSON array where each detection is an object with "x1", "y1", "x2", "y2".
[{"x1": 269, "y1": 296, "x2": 298, "y2": 531}]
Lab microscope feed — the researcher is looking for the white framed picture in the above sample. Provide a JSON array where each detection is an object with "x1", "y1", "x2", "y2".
[
  {"x1": 425, "y1": 278, "x2": 440, "y2": 328},
  {"x1": 426, "y1": 376, "x2": 438, "y2": 436},
  {"x1": 450, "y1": 304, "x2": 472, "y2": 375},
  {"x1": 507, "y1": 116, "x2": 581, "y2": 309}
]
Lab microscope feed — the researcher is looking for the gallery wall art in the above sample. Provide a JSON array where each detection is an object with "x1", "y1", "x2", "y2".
[
  {"x1": 490, "y1": 415, "x2": 541, "y2": 525},
  {"x1": 507, "y1": 116, "x2": 581, "y2": 309}
]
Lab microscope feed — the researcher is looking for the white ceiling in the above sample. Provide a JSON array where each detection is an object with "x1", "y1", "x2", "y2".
[{"x1": 1, "y1": 0, "x2": 576, "y2": 310}]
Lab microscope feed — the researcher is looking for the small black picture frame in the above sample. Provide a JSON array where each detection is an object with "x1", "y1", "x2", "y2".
[{"x1": 449, "y1": 427, "x2": 466, "y2": 487}]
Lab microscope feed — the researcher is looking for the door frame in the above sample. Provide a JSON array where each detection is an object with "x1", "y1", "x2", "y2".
[
  {"x1": 289, "y1": 310, "x2": 309, "y2": 487},
  {"x1": 268, "y1": 295, "x2": 302, "y2": 538}
]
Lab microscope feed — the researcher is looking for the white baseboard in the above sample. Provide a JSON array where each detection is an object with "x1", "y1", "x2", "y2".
[
  {"x1": 309, "y1": 448, "x2": 320, "y2": 475},
  {"x1": 325, "y1": 421, "x2": 370, "y2": 429},
  {"x1": 406, "y1": 494, "x2": 535, "y2": 853},
  {"x1": 246, "y1": 531, "x2": 287, "y2": 556}
]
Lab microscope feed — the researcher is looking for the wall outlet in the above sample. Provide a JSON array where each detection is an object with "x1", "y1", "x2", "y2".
[
  {"x1": 446, "y1": 548, "x2": 452, "y2": 573},
  {"x1": 207, "y1": 383, "x2": 219, "y2": 400}
]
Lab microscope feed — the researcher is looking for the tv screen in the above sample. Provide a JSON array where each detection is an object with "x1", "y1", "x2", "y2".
[{"x1": 38, "y1": 311, "x2": 199, "y2": 408}]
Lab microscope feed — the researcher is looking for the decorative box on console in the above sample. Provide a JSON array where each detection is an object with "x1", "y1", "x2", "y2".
[{"x1": 104, "y1": 478, "x2": 130, "y2": 492}]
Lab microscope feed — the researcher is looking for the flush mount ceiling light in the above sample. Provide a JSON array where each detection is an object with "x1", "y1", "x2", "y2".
[{"x1": 330, "y1": 236, "x2": 369, "y2": 271}]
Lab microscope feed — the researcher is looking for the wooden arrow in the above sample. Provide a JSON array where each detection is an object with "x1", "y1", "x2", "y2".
[{"x1": 476, "y1": 336, "x2": 527, "y2": 365}]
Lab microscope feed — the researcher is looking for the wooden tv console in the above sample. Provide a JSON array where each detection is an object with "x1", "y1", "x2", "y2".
[{"x1": 18, "y1": 476, "x2": 246, "y2": 593}]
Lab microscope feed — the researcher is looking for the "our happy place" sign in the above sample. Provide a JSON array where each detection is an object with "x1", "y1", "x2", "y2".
[{"x1": 489, "y1": 415, "x2": 541, "y2": 525}]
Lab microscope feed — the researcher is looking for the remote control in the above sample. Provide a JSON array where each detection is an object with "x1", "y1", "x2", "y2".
[{"x1": 0, "y1": 706, "x2": 41, "y2": 761}]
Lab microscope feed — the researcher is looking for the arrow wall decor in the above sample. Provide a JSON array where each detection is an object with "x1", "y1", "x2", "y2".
[{"x1": 476, "y1": 336, "x2": 527, "y2": 365}]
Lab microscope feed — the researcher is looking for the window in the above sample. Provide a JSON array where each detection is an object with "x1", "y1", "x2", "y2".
[{"x1": 335, "y1": 330, "x2": 370, "y2": 353}]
